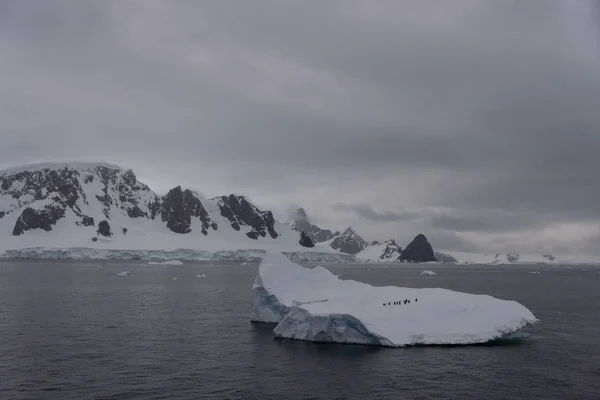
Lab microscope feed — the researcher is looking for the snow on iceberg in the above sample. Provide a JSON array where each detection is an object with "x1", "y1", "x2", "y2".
[
  {"x1": 148, "y1": 260, "x2": 183, "y2": 266},
  {"x1": 251, "y1": 252, "x2": 538, "y2": 347},
  {"x1": 421, "y1": 270, "x2": 437, "y2": 276}
]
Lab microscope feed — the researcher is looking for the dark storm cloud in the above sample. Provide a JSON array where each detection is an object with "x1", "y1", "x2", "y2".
[
  {"x1": 332, "y1": 203, "x2": 422, "y2": 222},
  {"x1": 1, "y1": 0, "x2": 599, "y2": 252},
  {"x1": 333, "y1": 203, "x2": 543, "y2": 234}
]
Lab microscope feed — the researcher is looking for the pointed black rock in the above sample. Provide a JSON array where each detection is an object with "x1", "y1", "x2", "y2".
[
  {"x1": 299, "y1": 231, "x2": 315, "y2": 248},
  {"x1": 399, "y1": 234, "x2": 437, "y2": 263}
]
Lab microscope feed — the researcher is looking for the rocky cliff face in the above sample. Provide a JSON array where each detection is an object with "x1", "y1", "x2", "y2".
[
  {"x1": 292, "y1": 208, "x2": 339, "y2": 243},
  {"x1": 0, "y1": 163, "x2": 159, "y2": 237},
  {"x1": 0, "y1": 163, "x2": 287, "y2": 244},
  {"x1": 377, "y1": 239, "x2": 402, "y2": 260},
  {"x1": 330, "y1": 227, "x2": 368, "y2": 255},
  {"x1": 161, "y1": 186, "x2": 216, "y2": 234},
  {"x1": 399, "y1": 234, "x2": 437, "y2": 263},
  {"x1": 214, "y1": 194, "x2": 278, "y2": 239}
]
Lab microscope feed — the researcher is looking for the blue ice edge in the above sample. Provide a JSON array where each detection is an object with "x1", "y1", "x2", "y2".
[{"x1": 251, "y1": 274, "x2": 537, "y2": 348}]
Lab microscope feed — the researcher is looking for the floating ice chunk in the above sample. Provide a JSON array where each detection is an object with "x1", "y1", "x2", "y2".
[
  {"x1": 529, "y1": 271, "x2": 541, "y2": 275},
  {"x1": 240, "y1": 262, "x2": 250, "y2": 266},
  {"x1": 196, "y1": 273, "x2": 207, "y2": 278},
  {"x1": 420, "y1": 270, "x2": 437, "y2": 276},
  {"x1": 116, "y1": 271, "x2": 132, "y2": 276},
  {"x1": 252, "y1": 252, "x2": 538, "y2": 347},
  {"x1": 172, "y1": 277, "x2": 178, "y2": 280},
  {"x1": 148, "y1": 260, "x2": 183, "y2": 266}
]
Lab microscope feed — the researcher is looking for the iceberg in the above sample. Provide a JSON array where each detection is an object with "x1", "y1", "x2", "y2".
[
  {"x1": 252, "y1": 253, "x2": 538, "y2": 347},
  {"x1": 420, "y1": 270, "x2": 437, "y2": 276},
  {"x1": 116, "y1": 271, "x2": 132, "y2": 276}
]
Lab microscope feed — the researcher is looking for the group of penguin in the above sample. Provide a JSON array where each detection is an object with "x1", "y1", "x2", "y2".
[{"x1": 383, "y1": 298, "x2": 417, "y2": 306}]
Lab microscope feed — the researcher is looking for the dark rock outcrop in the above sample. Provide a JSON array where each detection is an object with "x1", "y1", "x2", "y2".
[
  {"x1": 330, "y1": 227, "x2": 368, "y2": 255},
  {"x1": 97, "y1": 220, "x2": 112, "y2": 237},
  {"x1": 77, "y1": 215, "x2": 95, "y2": 227},
  {"x1": 299, "y1": 231, "x2": 315, "y2": 248},
  {"x1": 12, "y1": 205, "x2": 66, "y2": 236},
  {"x1": 161, "y1": 186, "x2": 215, "y2": 234},
  {"x1": 293, "y1": 208, "x2": 339, "y2": 243},
  {"x1": 399, "y1": 234, "x2": 436, "y2": 263},
  {"x1": 216, "y1": 194, "x2": 278, "y2": 239}
]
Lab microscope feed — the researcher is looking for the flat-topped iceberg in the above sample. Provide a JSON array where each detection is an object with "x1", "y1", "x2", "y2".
[{"x1": 251, "y1": 253, "x2": 538, "y2": 347}]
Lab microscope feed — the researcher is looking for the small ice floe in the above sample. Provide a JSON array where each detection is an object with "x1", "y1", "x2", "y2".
[
  {"x1": 529, "y1": 271, "x2": 541, "y2": 275},
  {"x1": 148, "y1": 260, "x2": 183, "y2": 266},
  {"x1": 196, "y1": 273, "x2": 207, "y2": 278},
  {"x1": 420, "y1": 270, "x2": 437, "y2": 276},
  {"x1": 240, "y1": 262, "x2": 250, "y2": 266},
  {"x1": 116, "y1": 271, "x2": 132, "y2": 276},
  {"x1": 172, "y1": 277, "x2": 178, "y2": 280}
]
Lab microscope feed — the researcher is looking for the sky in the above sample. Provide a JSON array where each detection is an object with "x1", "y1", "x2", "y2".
[{"x1": 1, "y1": 0, "x2": 600, "y2": 254}]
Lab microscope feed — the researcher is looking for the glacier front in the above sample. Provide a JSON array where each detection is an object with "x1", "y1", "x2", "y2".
[{"x1": 251, "y1": 253, "x2": 539, "y2": 347}]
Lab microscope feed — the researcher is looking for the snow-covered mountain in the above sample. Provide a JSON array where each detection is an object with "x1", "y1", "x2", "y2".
[
  {"x1": 358, "y1": 239, "x2": 402, "y2": 262},
  {"x1": 0, "y1": 162, "x2": 351, "y2": 261},
  {"x1": 330, "y1": 227, "x2": 369, "y2": 255},
  {"x1": 291, "y1": 208, "x2": 340, "y2": 243}
]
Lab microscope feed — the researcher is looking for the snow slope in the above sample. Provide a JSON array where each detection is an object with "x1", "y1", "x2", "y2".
[
  {"x1": 357, "y1": 239, "x2": 402, "y2": 262},
  {"x1": 251, "y1": 253, "x2": 538, "y2": 347}
]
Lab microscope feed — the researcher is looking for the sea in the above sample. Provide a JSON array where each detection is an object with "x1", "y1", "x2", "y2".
[{"x1": 1, "y1": 261, "x2": 600, "y2": 400}]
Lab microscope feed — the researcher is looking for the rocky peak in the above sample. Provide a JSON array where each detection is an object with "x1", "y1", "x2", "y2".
[
  {"x1": 160, "y1": 186, "x2": 216, "y2": 234},
  {"x1": 399, "y1": 234, "x2": 437, "y2": 263},
  {"x1": 296, "y1": 207, "x2": 308, "y2": 221},
  {"x1": 330, "y1": 227, "x2": 368, "y2": 254},
  {"x1": 378, "y1": 239, "x2": 402, "y2": 260},
  {"x1": 215, "y1": 194, "x2": 279, "y2": 239},
  {"x1": 292, "y1": 207, "x2": 339, "y2": 243}
]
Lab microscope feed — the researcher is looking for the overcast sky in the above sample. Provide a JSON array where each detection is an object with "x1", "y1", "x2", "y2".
[{"x1": 1, "y1": 0, "x2": 600, "y2": 254}]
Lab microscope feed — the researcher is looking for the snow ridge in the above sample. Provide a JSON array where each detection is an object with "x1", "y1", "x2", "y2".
[{"x1": 0, "y1": 162, "x2": 349, "y2": 258}]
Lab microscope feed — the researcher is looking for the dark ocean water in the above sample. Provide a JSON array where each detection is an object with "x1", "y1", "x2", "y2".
[{"x1": 1, "y1": 261, "x2": 600, "y2": 400}]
